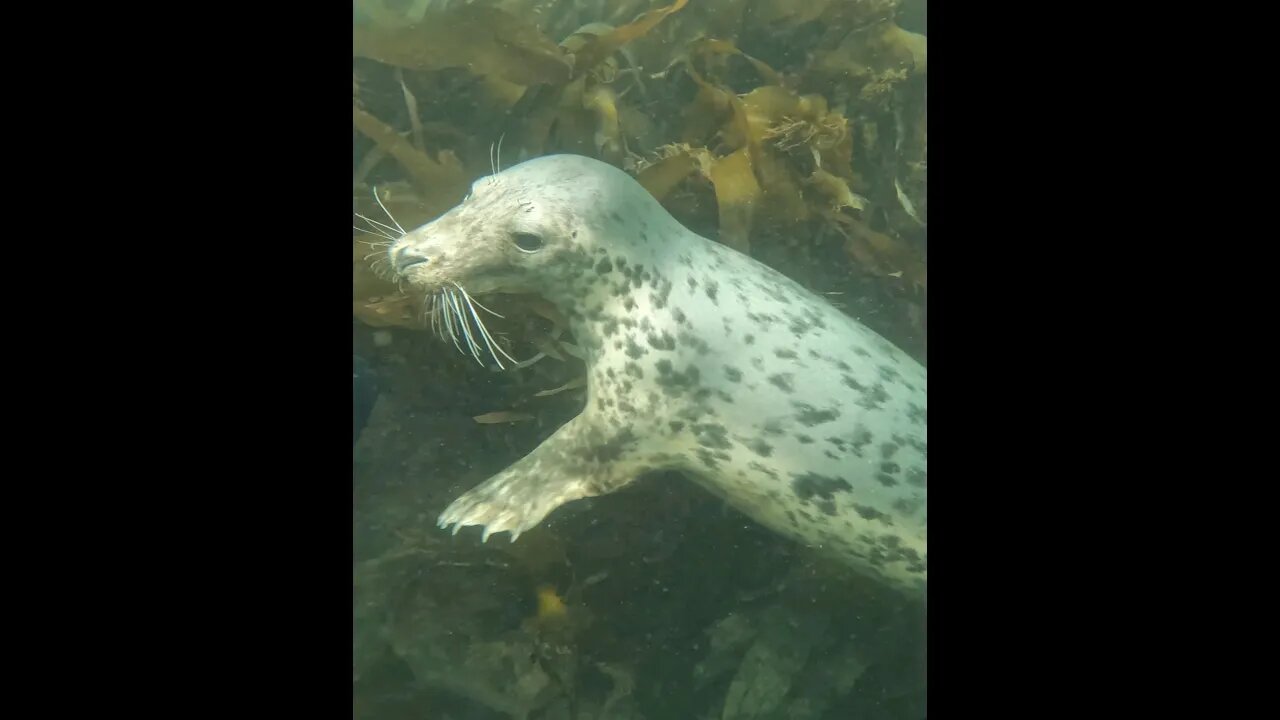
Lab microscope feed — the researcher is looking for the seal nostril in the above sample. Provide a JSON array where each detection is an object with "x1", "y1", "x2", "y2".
[{"x1": 394, "y1": 248, "x2": 430, "y2": 272}]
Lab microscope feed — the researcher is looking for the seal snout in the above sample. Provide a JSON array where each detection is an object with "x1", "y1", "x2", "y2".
[{"x1": 391, "y1": 245, "x2": 430, "y2": 274}]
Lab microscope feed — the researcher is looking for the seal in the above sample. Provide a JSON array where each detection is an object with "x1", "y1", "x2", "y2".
[{"x1": 385, "y1": 154, "x2": 927, "y2": 596}]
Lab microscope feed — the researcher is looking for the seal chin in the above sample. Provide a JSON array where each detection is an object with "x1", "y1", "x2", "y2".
[{"x1": 395, "y1": 265, "x2": 436, "y2": 289}]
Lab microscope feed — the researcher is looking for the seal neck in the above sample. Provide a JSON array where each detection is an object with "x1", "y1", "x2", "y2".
[{"x1": 545, "y1": 243, "x2": 672, "y2": 361}]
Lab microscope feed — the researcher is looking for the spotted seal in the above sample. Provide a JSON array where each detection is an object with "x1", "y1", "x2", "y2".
[{"x1": 385, "y1": 154, "x2": 927, "y2": 596}]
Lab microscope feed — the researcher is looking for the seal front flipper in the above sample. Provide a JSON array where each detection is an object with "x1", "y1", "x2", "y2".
[{"x1": 437, "y1": 416, "x2": 644, "y2": 542}]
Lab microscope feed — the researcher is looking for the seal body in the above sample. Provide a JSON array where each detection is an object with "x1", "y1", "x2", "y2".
[{"x1": 387, "y1": 154, "x2": 926, "y2": 596}]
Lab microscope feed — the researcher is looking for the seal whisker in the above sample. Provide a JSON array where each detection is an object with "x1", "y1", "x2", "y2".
[
  {"x1": 371, "y1": 185, "x2": 405, "y2": 234},
  {"x1": 353, "y1": 224, "x2": 394, "y2": 240},
  {"x1": 439, "y1": 289, "x2": 468, "y2": 356},
  {"x1": 461, "y1": 295, "x2": 508, "y2": 370},
  {"x1": 447, "y1": 289, "x2": 487, "y2": 366},
  {"x1": 431, "y1": 294, "x2": 446, "y2": 340},
  {"x1": 453, "y1": 284, "x2": 506, "y2": 319},
  {"x1": 453, "y1": 283, "x2": 520, "y2": 369},
  {"x1": 353, "y1": 212, "x2": 400, "y2": 239}
]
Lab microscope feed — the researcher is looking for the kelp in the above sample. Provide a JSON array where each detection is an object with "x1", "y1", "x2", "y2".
[
  {"x1": 567, "y1": 0, "x2": 689, "y2": 79},
  {"x1": 353, "y1": 3, "x2": 572, "y2": 87},
  {"x1": 352, "y1": 104, "x2": 469, "y2": 218},
  {"x1": 634, "y1": 144, "x2": 710, "y2": 201},
  {"x1": 353, "y1": 0, "x2": 927, "y2": 352},
  {"x1": 812, "y1": 19, "x2": 927, "y2": 91},
  {"x1": 500, "y1": 0, "x2": 691, "y2": 161},
  {"x1": 707, "y1": 147, "x2": 761, "y2": 253},
  {"x1": 828, "y1": 213, "x2": 926, "y2": 292}
]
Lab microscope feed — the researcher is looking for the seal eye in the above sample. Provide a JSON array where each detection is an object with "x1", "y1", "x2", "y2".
[{"x1": 513, "y1": 232, "x2": 544, "y2": 253}]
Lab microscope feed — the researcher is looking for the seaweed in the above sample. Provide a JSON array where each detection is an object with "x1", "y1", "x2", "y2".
[
  {"x1": 353, "y1": 3, "x2": 572, "y2": 86},
  {"x1": 353, "y1": 0, "x2": 928, "y2": 351}
]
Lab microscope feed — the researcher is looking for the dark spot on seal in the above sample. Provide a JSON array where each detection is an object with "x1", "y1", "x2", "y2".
[
  {"x1": 747, "y1": 461, "x2": 779, "y2": 481},
  {"x1": 624, "y1": 336, "x2": 646, "y2": 359},
  {"x1": 723, "y1": 366, "x2": 743, "y2": 383},
  {"x1": 793, "y1": 403, "x2": 839, "y2": 426},
  {"x1": 609, "y1": 211, "x2": 624, "y2": 225},
  {"x1": 881, "y1": 442, "x2": 900, "y2": 459},
  {"x1": 903, "y1": 436, "x2": 927, "y2": 456},
  {"x1": 842, "y1": 375, "x2": 865, "y2": 392},
  {"x1": 876, "y1": 473, "x2": 898, "y2": 487},
  {"x1": 624, "y1": 362, "x2": 644, "y2": 379},
  {"x1": 796, "y1": 434, "x2": 814, "y2": 444},
  {"x1": 744, "y1": 334, "x2": 756, "y2": 345},
  {"x1": 824, "y1": 450, "x2": 838, "y2": 459},
  {"x1": 687, "y1": 277, "x2": 698, "y2": 291},
  {"x1": 595, "y1": 257, "x2": 613, "y2": 274},
  {"x1": 673, "y1": 308, "x2": 689, "y2": 326},
  {"x1": 791, "y1": 472, "x2": 852, "y2": 506},
  {"x1": 850, "y1": 427, "x2": 873, "y2": 456},
  {"x1": 668, "y1": 421, "x2": 685, "y2": 433},
  {"x1": 787, "y1": 315, "x2": 811, "y2": 336},
  {"x1": 578, "y1": 428, "x2": 637, "y2": 464},
  {"x1": 677, "y1": 331, "x2": 711, "y2": 355},
  {"x1": 748, "y1": 438, "x2": 773, "y2": 457},
  {"x1": 826, "y1": 436, "x2": 847, "y2": 452},
  {"x1": 693, "y1": 423, "x2": 732, "y2": 450},
  {"x1": 852, "y1": 347, "x2": 871, "y2": 358},
  {"x1": 878, "y1": 365, "x2": 900, "y2": 382},
  {"x1": 652, "y1": 278, "x2": 674, "y2": 309},
  {"x1": 853, "y1": 504, "x2": 893, "y2": 525},
  {"x1": 646, "y1": 332, "x2": 676, "y2": 351},
  {"x1": 654, "y1": 360, "x2": 701, "y2": 395},
  {"x1": 905, "y1": 467, "x2": 927, "y2": 488},
  {"x1": 768, "y1": 374, "x2": 794, "y2": 393},
  {"x1": 623, "y1": 297, "x2": 636, "y2": 311},
  {"x1": 775, "y1": 349, "x2": 797, "y2": 360},
  {"x1": 856, "y1": 383, "x2": 889, "y2": 411},
  {"x1": 696, "y1": 448, "x2": 729, "y2": 470},
  {"x1": 704, "y1": 280, "x2": 719, "y2": 303},
  {"x1": 893, "y1": 496, "x2": 923, "y2": 515},
  {"x1": 602, "y1": 318, "x2": 620, "y2": 337},
  {"x1": 762, "y1": 420, "x2": 785, "y2": 436},
  {"x1": 907, "y1": 403, "x2": 927, "y2": 426},
  {"x1": 836, "y1": 360, "x2": 851, "y2": 371},
  {"x1": 880, "y1": 461, "x2": 900, "y2": 475}
]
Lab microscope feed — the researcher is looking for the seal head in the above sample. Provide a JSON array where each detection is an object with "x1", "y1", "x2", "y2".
[{"x1": 390, "y1": 154, "x2": 679, "y2": 306}]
